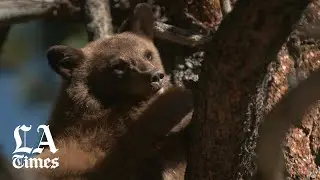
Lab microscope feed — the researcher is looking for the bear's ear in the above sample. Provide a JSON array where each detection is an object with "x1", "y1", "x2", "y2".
[
  {"x1": 120, "y1": 3, "x2": 154, "y2": 39},
  {"x1": 46, "y1": 45, "x2": 84, "y2": 80}
]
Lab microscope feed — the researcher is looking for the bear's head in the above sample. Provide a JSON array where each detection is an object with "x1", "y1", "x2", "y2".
[{"x1": 46, "y1": 4, "x2": 167, "y2": 105}]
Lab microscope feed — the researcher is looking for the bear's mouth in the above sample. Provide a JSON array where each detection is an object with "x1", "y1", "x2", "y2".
[
  {"x1": 150, "y1": 81, "x2": 164, "y2": 93},
  {"x1": 156, "y1": 87, "x2": 165, "y2": 95}
]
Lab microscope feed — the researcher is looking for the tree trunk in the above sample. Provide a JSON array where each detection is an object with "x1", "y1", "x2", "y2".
[
  {"x1": 185, "y1": 0, "x2": 311, "y2": 179},
  {"x1": 240, "y1": 1, "x2": 320, "y2": 179},
  {"x1": 272, "y1": 1, "x2": 320, "y2": 178}
]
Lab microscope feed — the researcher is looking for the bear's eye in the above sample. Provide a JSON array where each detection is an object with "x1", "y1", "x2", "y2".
[{"x1": 144, "y1": 51, "x2": 153, "y2": 61}]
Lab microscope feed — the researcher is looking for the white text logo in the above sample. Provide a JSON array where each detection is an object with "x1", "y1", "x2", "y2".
[{"x1": 12, "y1": 125, "x2": 59, "y2": 169}]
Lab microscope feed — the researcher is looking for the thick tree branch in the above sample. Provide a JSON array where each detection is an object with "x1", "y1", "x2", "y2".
[
  {"x1": 0, "y1": 0, "x2": 210, "y2": 47},
  {"x1": 0, "y1": 0, "x2": 81, "y2": 25},
  {"x1": 186, "y1": 0, "x2": 311, "y2": 179},
  {"x1": 82, "y1": 0, "x2": 113, "y2": 41},
  {"x1": 256, "y1": 69, "x2": 320, "y2": 180},
  {"x1": 154, "y1": 22, "x2": 212, "y2": 48}
]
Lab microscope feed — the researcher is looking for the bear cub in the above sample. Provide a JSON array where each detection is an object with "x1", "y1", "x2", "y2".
[{"x1": 34, "y1": 3, "x2": 192, "y2": 180}]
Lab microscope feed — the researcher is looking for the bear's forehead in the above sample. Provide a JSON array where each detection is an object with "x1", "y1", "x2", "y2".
[{"x1": 84, "y1": 32, "x2": 156, "y2": 56}]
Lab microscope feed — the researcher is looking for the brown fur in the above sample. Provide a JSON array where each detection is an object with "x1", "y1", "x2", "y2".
[{"x1": 31, "y1": 3, "x2": 192, "y2": 180}]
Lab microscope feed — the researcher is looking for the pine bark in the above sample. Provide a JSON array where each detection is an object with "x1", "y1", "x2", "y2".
[{"x1": 185, "y1": 0, "x2": 311, "y2": 179}]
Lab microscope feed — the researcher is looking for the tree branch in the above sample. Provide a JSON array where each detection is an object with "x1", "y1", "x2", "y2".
[
  {"x1": 0, "y1": 0, "x2": 210, "y2": 47},
  {"x1": 256, "y1": 69, "x2": 320, "y2": 180},
  {"x1": 82, "y1": 0, "x2": 113, "y2": 41},
  {"x1": 0, "y1": 0, "x2": 81, "y2": 25},
  {"x1": 154, "y1": 21, "x2": 212, "y2": 48}
]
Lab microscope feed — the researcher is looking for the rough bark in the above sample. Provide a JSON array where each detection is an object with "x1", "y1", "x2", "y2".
[
  {"x1": 240, "y1": 1, "x2": 320, "y2": 179},
  {"x1": 185, "y1": 0, "x2": 311, "y2": 179},
  {"x1": 150, "y1": 0, "x2": 222, "y2": 87},
  {"x1": 187, "y1": 0, "x2": 222, "y2": 28}
]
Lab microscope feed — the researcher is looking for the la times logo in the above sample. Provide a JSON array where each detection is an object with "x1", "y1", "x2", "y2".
[{"x1": 12, "y1": 125, "x2": 59, "y2": 169}]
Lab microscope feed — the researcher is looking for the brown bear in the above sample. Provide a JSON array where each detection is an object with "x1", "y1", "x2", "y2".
[{"x1": 31, "y1": 3, "x2": 192, "y2": 180}]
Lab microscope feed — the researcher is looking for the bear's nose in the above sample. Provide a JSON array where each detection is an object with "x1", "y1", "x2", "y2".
[{"x1": 151, "y1": 71, "x2": 165, "y2": 83}]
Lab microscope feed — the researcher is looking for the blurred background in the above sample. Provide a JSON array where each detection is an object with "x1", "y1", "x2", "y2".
[{"x1": 0, "y1": 21, "x2": 87, "y2": 159}]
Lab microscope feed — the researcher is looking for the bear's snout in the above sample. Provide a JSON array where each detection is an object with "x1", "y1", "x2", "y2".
[{"x1": 150, "y1": 70, "x2": 165, "y2": 83}]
